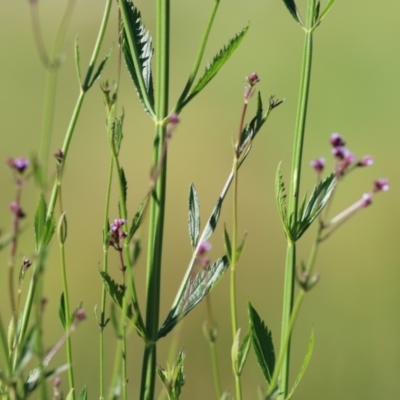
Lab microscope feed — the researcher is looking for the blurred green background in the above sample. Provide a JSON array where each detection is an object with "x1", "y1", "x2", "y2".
[{"x1": 0, "y1": 1, "x2": 399, "y2": 399}]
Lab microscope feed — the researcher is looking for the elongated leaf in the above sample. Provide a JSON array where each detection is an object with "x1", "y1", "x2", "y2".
[
  {"x1": 248, "y1": 302, "x2": 275, "y2": 383},
  {"x1": 223, "y1": 224, "x2": 232, "y2": 263},
  {"x1": 318, "y1": 0, "x2": 336, "y2": 23},
  {"x1": 59, "y1": 292, "x2": 66, "y2": 329},
  {"x1": 275, "y1": 164, "x2": 291, "y2": 240},
  {"x1": 281, "y1": 0, "x2": 303, "y2": 25},
  {"x1": 158, "y1": 256, "x2": 229, "y2": 338},
  {"x1": 74, "y1": 36, "x2": 81, "y2": 85},
  {"x1": 296, "y1": 173, "x2": 336, "y2": 239},
  {"x1": 114, "y1": 112, "x2": 124, "y2": 153},
  {"x1": 87, "y1": 46, "x2": 113, "y2": 90},
  {"x1": 203, "y1": 197, "x2": 222, "y2": 242},
  {"x1": 235, "y1": 232, "x2": 248, "y2": 263},
  {"x1": 232, "y1": 329, "x2": 251, "y2": 376},
  {"x1": 119, "y1": 167, "x2": 128, "y2": 205},
  {"x1": 239, "y1": 92, "x2": 263, "y2": 153},
  {"x1": 185, "y1": 26, "x2": 249, "y2": 105},
  {"x1": 78, "y1": 385, "x2": 88, "y2": 400},
  {"x1": 285, "y1": 330, "x2": 314, "y2": 400},
  {"x1": 128, "y1": 195, "x2": 149, "y2": 241},
  {"x1": 120, "y1": 0, "x2": 155, "y2": 115},
  {"x1": 188, "y1": 184, "x2": 200, "y2": 250},
  {"x1": 172, "y1": 349, "x2": 186, "y2": 397},
  {"x1": 34, "y1": 195, "x2": 55, "y2": 250}
]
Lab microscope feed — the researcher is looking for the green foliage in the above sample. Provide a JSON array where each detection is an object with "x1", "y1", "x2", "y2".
[
  {"x1": 78, "y1": 385, "x2": 88, "y2": 400},
  {"x1": 281, "y1": 0, "x2": 303, "y2": 26},
  {"x1": 158, "y1": 256, "x2": 229, "y2": 339},
  {"x1": 223, "y1": 224, "x2": 232, "y2": 262},
  {"x1": 178, "y1": 25, "x2": 249, "y2": 111},
  {"x1": 232, "y1": 329, "x2": 251, "y2": 376},
  {"x1": 34, "y1": 195, "x2": 55, "y2": 251},
  {"x1": 120, "y1": 0, "x2": 155, "y2": 116},
  {"x1": 59, "y1": 292, "x2": 66, "y2": 329},
  {"x1": 127, "y1": 195, "x2": 149, "y2": 241},
  {"x1": 285, "y1": 330, "x2": 314, "y2": 400},
  {"x1": 275, "y1": 164, "x2": 291, "y2": 241},
  {"x1": 203, "y1": 198, "x2": 222, "y2": 243},
  {"x1": 57, "y1": 212, "x2": 68, "y2": 245},
  {"x1": 86, "y1": 46, "x2": 113, "y2": 91},
  {"x1": 188, "y1": 184, "x2": 200, "y2": 250},
  {"x1": 74, "y1": 36, "x2": 81, "y2": 85},
  {"x1": 248, "y1": 302, "x2": 275, "y2": 383}
]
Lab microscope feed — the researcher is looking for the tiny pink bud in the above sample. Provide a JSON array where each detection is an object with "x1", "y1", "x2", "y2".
[
  {"x1": 75, "y1": 309, "x2": 86, "y2": 321},
  {"x1": 169, "y1": 113, "x2": 180, "y2": 125},
  {"x1": 357, "y1": 155, "x2": 374, "y2": 167},
  {"x1": 373, "y1": 178, "x2": 389, "y2": 192},
  {"x1": 330, "y1": 133, "x2": 345, "y2": 148},
  {"x1": 360, "y1": 193, "x2": 372, "y2": 208},
  {"x1": 197, "y1": 241, "x2": 212, "y2": 255},
  {"x1": 10, "y1": 202, "x2": 25, "y2": 218},
  {"x1": 246, "y1": 72, "x2": 260, "y2": 86},
  {"x1": 310, "y1": 157, "x2": 325, "y2": 173}
]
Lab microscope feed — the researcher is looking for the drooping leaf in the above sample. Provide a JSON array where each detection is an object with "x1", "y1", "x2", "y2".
[
  {"x1": 78, "y1": 385, "x2": 88, "y2": 400},
  {"x1": 248, "y1": 302, "x2": 275, "y2": 383},
  {"x1": 87, "y1": 45, "x2": 113, "y2": 90},
  {"x1": 285, "y1": 330, "x2": 314, "y2": 400},
  {"x1": 295, "y1": 173, "x2": 336, "y2": 239},
  {"x1": 281, "y1": 0, "x2": 303, "y2": 25},
  {"x1": 188, "y1": 183, "x2": 201, "y2": 250},
  {"x1": 275, "y1": 164, "x2": 291, "y2": 240},
  {"x1": 120, "y1": 0, "x2": 155, "y2": 116},
  {"x1": 127, "y1": 195, "x2": 149, "y2": 241},
  {"x1": 59, "y1": 292, "x2": 66, "y2": 330},
  {"x1": 232, "y1": 329, "x2": 251, "y2": 376},
  {"x1": 183, "y1": 25, "x2": 249, "y2": 107},
  {"x1": 158, "y1": 256, "x2": 229, "y2": 338}
]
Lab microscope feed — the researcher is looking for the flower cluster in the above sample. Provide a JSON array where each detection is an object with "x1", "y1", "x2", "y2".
[
  {"x1": 108, "y1": 218, "x2": 127, "y2": 251},
  {"x1": 6, "y1": 157, "x2": 29, "y2": 174}
]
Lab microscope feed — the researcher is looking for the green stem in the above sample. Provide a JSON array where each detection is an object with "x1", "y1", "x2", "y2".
[
  {"x1": 17, "y1": 0, "x2": 113, "y2": 362},
  {"x1": 279, "y1": 0, "x2": 315, "y2": 397},
  {"x1": 209, "y1": 342, "x2": 222, "y2": 399},
  {"x1": 140, "y1": 1, "x2": 170, "y2": 399}
]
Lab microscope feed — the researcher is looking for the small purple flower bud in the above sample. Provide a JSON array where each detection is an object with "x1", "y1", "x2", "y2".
[
  {"x1": 53, "y1": 377, "x2": 61, "y2": 388},
  {"x1": 169, "y1": 113, "x2": 180, "y2": 125},
  {"x1": 373, "y1": 178, "x2": 389, "y2": 192},
  {"x1": 360, "y1": 193, "x2": 372, "y2": 208},
  {"x1": 357, "y1": 155, "x2": 374, "y2": 167},
  {"x1": 54, "y1": 149, "x2": 64, "y2": 163},
  {"x1": 310, "y1": 157, "x2": 325, "y2": 173},
  {"x1": 75, "y1": 308, "x2": 86, "y2": 321},
  {"x1": 9, "y1": 202, "x2": 25, "y2": 218},
  {"x1": 197, "y1": 241, "x2": 212, "y2": 256},
  {"x1": 330, "y1": 133, "x2": 346, "y2": 148},
  {"x1": 246, "y1": 72, "x2": 260, "y2": 86},
  {"x1": 6, "y1": 157, "x2": 29, "y2": 173},
  {"x1": 22, "y1": 257, "x2": 32, "y2": 272}
]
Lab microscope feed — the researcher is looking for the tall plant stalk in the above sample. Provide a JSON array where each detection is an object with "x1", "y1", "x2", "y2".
[
  {"x1": 140, "y1": 1, "x2": 170, "y2": 398},
  {"x1": 279, "y1": 0, "x2": 316, "y2": 397}
]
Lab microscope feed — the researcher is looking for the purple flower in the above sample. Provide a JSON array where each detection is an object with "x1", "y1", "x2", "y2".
[
  {"x1": 373, "y1": 178, "x2": 389, "y2": 192},
  {"x1": 75, "y1": 308, "x2": 86, "y2": 321},
  {"x1": 9, "y1": 201, "x2": 25, "y2": 218},
  {"x1": 197, "y1": 241, "x2": 212, "y2": 256},
  {"x1": 357, "y1": 155, "x2": 374, "y2": 167},
  {"x1": 246, "y1": 72, "x2": 260, "y2": 86},
  {"x1": 310, "y1": 157, "x2": 325, "y2": 173},
  {"x1": 169, "y1": 113, "x2": 180, "y2": 125},
  {"x1": 360, "y1": 193, "x2": 372, "y2": 208},
  {"x1": 330, "y1": 133, "x2": 345, "y2": 148},
  {"x1": 6, "y1": 157, "x2": 29, "y2": 173}
]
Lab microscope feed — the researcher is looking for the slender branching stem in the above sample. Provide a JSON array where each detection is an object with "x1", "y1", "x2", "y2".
[{"x1": 279, "y1": 0, "x2": 316, "y2": 397}]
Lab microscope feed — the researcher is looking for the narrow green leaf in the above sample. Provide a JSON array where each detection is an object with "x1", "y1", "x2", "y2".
[
  {"x1": 223, "y1": 224, "x2": 232, "y2": 263},
  {"x1": 120, "y1": 0, "x2": 155, "y2": 115},
  {"x1": 203, "y1": 197, "x2": 222, "y2": 242},
  {"x1": 59, "y1": 292, "x2": 66, "y2": 330},
  {"x1": 314, "y1": 1, "x2": 321, "y2": 24},
  {"x1": 275, "y1": 164, "x2": 292, "y2": 240},
  {"x1": 188, "y1": 183, "x2": 201, "y2": 250},
  {"x1": 239, "y1": 92, "x2": 263, "y2": 153},
  {"x1": 172, "y1": 348, "x2": 186, "y2": 397},
  {"x1": 285, "y1": 330, "x2": 314, "y2": 400},
  {"x1": 78, "y1": 385, "x2": 88, "y2": 400},
  {"x1": 318, "y1": 0, "x2": 336, "y2": 23},
  {"x1": 57, "y1": 212, "x2": 68, "y2": 245},
  {"x1": 183, "y1": 25, "x2": 249, "y2": 107},
  {"x1": 127, "y1": 195, "x2": 149, "y2": 241},
  {"x1": 87, "y1": 46, "x2": 113, "y2": 90},
  {"x1": 119, "y1": 168, "x2": 127, "y2": 205},
  {"x1": 74, "y1": 36, "x2": 81, "y2": 85},
  {"x1": 232, "y1": 329, "x2": 251, "y2": 376},
  {"x1": 281, "y1": 0, "x2": 303, "y2": 25},
  {"x1": 114, "y1": 112, "x2": 124, "y2": 152},
  {"x1": 248, "y1": 302, "x2": 275, "y2": 383},
  {"x1": 34, "y1": 195, "x2": 46, "y2": 250},
  {"x1": 42, "y1": 215, "x2": 56, "y2": 248},
  {"x1": 66, "y1": 389, "x2": 75, "y2": 400},
  {"x1": 235, "y1": 232, "x2": 247, "y2": 263},
  {"x1": 296, "y1": 173, "x2": 336, "y2": 239},
  {"x1": 158, "y1": 256, "x2": 229, "y2": 338}
]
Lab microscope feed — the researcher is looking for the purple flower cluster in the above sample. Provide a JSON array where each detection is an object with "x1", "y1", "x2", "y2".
[
  {"x1": 108, "y1": 218, "x2": 127, "y2": 250},
  {"x1": 6, "y1": 157, "x2": 29, "y2": 174}
]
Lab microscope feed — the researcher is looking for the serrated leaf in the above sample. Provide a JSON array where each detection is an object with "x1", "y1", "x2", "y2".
[
  {"x1": 275, "y1": 164, "x2": 291, "y2": 240},
  {"x1": 100, "y1": 271, "x2": 134, "y2": 321},
  {"x1": 295, "y1": 173, "x2": 336, "y2": 239},
  {"x1": 248, "y1": 302, "x2": 275, "y2": 383},
  {"x1": 158, "y1": 256, "x2": 229, "y2": 338},
  {"x1": 232, "y1": 329, "x2": 251, "y2": 376},
  {"x1": 74, "y1": 36, "x2": 81, "y2": 85},
  {"x1": 120, "y1": 0, "x2": 155, "y2": 116},
  {"x1": 59, "y1": 292, "x2": 66, "y2": 329},
  {"x1": 183, "y1": 25, "x2": 249, "y2": 107},
  {"x1": 78, "y1": 385, "x2": 88, "y2": 400},
  {"x1": 172, "y1": 348, "x2": 185, "y2": 397},
  {"x1": 87, "y1": 45, "x2": 113, "y2": 90},
  {"x1": 223, "y1": 224, "x2": 232, "y2": 263},
  {"x1": 188, "y1": 183, "x2": 200, "y2": 250},
  {"x1": 127, "y1": 195, "x2": 149, "y2": 241},
  {"x1": 281, "y1": 0, "x2": 303, "y2": 25},
  {"x1": 285, "y1": 330, "x2": 314, "y2": 400}
]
